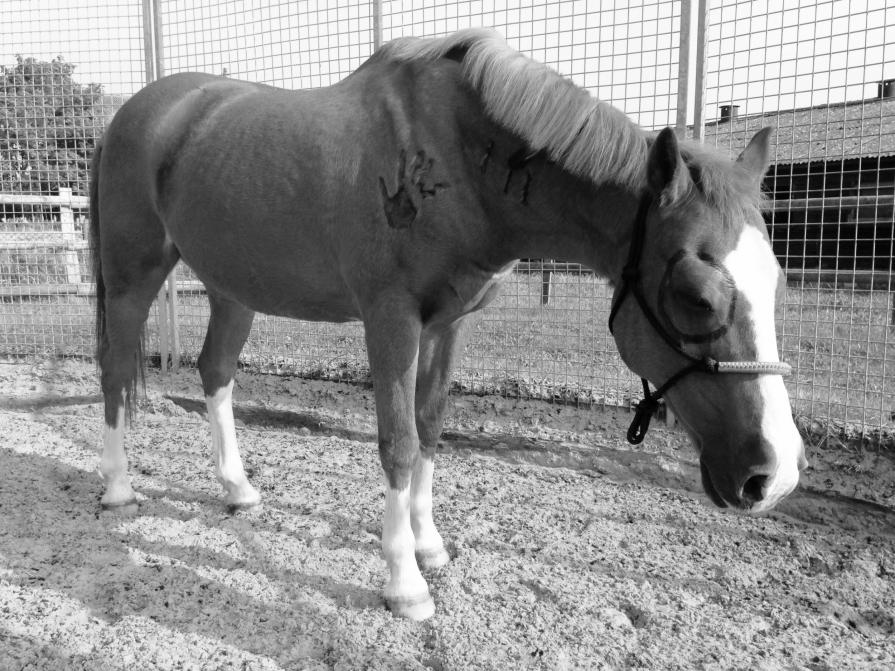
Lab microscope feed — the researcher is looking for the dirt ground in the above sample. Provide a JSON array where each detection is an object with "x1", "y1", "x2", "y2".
[{"x1": 0, "y1": 359, "x2": 893, "y2": 670}]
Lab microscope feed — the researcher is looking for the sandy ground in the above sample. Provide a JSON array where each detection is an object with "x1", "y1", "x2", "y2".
[{"x1": 0, "y1": 358, "x2": 893, "y2": 670}]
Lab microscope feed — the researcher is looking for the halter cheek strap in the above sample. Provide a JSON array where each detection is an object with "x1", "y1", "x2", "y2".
[{"x1": 608, "y1": 193, "x2": 792, "y2": 445}]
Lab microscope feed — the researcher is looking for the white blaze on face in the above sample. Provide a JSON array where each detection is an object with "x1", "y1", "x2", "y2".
[{"x1": 722, "y1": 224, "x2": 803, "y2": 509}]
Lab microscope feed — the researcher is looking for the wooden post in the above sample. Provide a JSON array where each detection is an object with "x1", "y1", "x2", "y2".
[
  {"x1": 57, "y1": 188, "x2": 82, "y2": 287},
  {"x1": 665, "y1": 406, "x2": 677, "y2": 428},
  {"x1": 541, "y1": 265, "x2": 552, "y2": 305}
]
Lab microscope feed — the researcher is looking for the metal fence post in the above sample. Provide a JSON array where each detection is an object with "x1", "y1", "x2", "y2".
[
  {"x1": 692, "y1": 0, "x2": 709, "y2": 141},
  {"x1": 142, "y1": 0, "x2": 180, "y2": 371},
  {"x1": 372, "y1": 0, "x2": 382, "y2": 51},
  {"x1": 675, "y1": 0, "x2": 692, "y2": 137},
  {"x1": 677, "y1": 0, "x2": 709, "y2": 141}
]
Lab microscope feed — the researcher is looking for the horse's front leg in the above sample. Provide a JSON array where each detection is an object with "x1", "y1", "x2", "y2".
[
  {"x1": 364, "y1": 297, "x2": 434, "y2": 620},
  {"x1": 411, "y1": 319, "x2": 466, "y2": 570}
]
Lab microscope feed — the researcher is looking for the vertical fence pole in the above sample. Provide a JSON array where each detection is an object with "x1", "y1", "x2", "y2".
[
  {"x1": 58, "y1": 188, "x2": 82, "y2": 287},
  {"x1": 142, "y1": 0, "x2": 157, "y2": 84},
  {"x1": 692, "y1": 0, "x2": 709, "y2": 141},
  {"x1": 142, "y1": 0, "x2": 179, "y2": 370},
  {"x1": 142, "y1": 0, "x2": 167, "y2": 370},
  {"x1": 668, "y1": 0, "x2": 707, "y2": 427},
  {"x1": 675, "y1": 0, "x2": 692, "y2": 137},
  {"x1": 372, "y1": 0, "x2": 382, "y2": 50}
]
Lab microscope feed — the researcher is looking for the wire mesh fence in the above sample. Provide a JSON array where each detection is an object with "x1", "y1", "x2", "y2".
[
  {"x1": 702, "y1": 0, "x2": 895, "y2": 436},
  {"x1": 1, "y1": 0, "x2": 893, "y2": 440},
  {"x1": 0, "y1": 0, "x2": 147, "y2": 357}
]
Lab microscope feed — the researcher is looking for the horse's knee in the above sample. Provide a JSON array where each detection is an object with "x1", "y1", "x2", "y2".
[
  {"x1": 379, "y1": 437, "x2": 417, "y2": 490},
  {"x1": 415, "y1": 402, "x2": 447, "y2": 450},
  {"x1": 197, "y1": 353, "x2": 231, "y2": 396}
]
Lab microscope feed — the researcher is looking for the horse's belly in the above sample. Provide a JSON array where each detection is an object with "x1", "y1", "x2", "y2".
[{"x1": 179, "y1": 242, "x2": 360, "y2": 322}]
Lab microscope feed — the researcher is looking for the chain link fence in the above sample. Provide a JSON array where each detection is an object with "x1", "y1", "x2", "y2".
[{"x1": 1, "y1": 0, "x2": 893, "y2": 441}]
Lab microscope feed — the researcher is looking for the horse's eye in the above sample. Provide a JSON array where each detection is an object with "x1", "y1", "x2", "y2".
[{"x1": 658, "y1": 252, "x2": 734, "y2": 342}]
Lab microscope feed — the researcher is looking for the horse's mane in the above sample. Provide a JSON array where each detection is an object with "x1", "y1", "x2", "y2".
[
  {"x1": 381, "y1": 29, "x2": 764, "y2": 219},
  {"x1": 381, "y1": 29, "x2": 647, "y2": 190}
]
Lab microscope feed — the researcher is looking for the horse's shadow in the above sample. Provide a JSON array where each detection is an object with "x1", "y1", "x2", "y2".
[
  {"x1": 0, "y1": 445, "x2": 400, "y2": 668},
  {"x1": 0, "y1": 393, "x2": 103, "y2": 411},
  {"x1": 166, "y1": 394, "x2": 376, "y2": 443}
]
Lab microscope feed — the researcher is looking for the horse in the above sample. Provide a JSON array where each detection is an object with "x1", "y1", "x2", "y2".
[{"x1": 90, "y1": 28, "x2": 806, "y2": 620}]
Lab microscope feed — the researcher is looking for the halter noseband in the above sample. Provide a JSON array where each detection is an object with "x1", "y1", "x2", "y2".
[{"x1": 608, "y1": 194, "x2": 792, "y2": 445}]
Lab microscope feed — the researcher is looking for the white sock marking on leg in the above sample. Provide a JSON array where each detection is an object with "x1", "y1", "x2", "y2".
[
  {"x1": 100, "y1": 390, "x2": 136, "y2": 506},
  {"x1": 382, "y1": 476, "x2": 431, "y2": 614},
  {"x1": 207, "y1": 380, "x2": 260, "y2": 507},
  {"x1": 410, "y1": 455, "x2": 448, "y2": 565}
]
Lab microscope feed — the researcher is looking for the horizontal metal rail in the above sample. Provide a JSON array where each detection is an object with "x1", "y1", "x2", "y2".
[
  {"x1": 0, "y1": 235, "x2": 90, "y2": 250},
  {"x1": 0, "y1": 193, "x2": 90, "y2": 208},
  {"x1": 518, "y1": 261, "x2": 894, "y2": 291},
  {"x1": 769, "y1": 194, "x2": 895, "y2": 211}
]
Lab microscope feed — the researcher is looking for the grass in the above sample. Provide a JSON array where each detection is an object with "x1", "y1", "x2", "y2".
[{"x1": 1, "y1": 266, "x2": 893, "y2": 443}]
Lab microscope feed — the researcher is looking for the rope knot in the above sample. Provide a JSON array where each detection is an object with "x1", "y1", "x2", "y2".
[
  {"x1": 627, "y1": 395, "x2": 661, "y2": 444},
  {"x1": 702, "y1": 357, "x2": 720, "y2": 373}
]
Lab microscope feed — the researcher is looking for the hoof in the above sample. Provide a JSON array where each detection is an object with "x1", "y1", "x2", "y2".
[
  {"x1": 100, "y1": 482, "x2": 138, "y2": 511},
  {"x1": 223, "y1": 484, "x2": 261, "y2": 510},
  {"x1": 416, "y1": 546, "x2": 450, "y2": 571},
  {"x1": 100, "y1": 498, "x2": 139, "y2": 514},
  {"x1": 385, "y1": 592, "x2": 436, "y2": 621},
  {"x1": 226, "y1": 500, "x2": 262, "y2": 514}
]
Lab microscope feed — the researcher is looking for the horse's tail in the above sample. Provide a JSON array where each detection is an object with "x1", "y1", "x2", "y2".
[
  {"x1": 90, "y1": 139, "x2": 144, "y2": 421},
  {"x1": 89, "y1": 140, "x2": 105, "y2": 365}
]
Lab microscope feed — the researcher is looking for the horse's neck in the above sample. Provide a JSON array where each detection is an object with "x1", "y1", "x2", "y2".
[
  {"x1": 368, "y1": 55, "x2": 643, "y2": 280},
  {"x1": 481, "y1": 145, "x2": 641, "y2": 279}
]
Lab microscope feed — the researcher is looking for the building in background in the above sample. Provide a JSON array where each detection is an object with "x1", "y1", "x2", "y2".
[{"x1": 704, "y1": 81, "x2": 895, "y2": 288}]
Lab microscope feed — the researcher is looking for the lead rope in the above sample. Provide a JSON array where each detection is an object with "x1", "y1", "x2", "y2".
[
  {"x1": 610, "y1": 193, "x2": 792, "y2": 445},
  {"x1": 626, "y1": 359, "x2": 793, "y2": 444}
]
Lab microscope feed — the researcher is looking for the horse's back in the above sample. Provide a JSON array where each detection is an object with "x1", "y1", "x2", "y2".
[{"x1": 96, "y1": 56, "x2": 512, "y2": 323}]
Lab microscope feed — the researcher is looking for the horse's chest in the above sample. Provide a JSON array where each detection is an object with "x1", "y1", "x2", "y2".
[{"x1": 426, "y1": 262, "x2": 515, "y2": 325}]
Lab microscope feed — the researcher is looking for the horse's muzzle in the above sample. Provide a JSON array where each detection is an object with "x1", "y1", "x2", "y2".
[
  {"x1": 700, "y1": 459, "x2": 729, "y2": 508},
  {"x1": 699, "y1": 445, "x2": 805, "y2": 512}
]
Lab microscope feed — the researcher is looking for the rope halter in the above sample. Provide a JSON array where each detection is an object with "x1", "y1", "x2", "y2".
[{"x1": 608, "y1": 194, "x2": 792, "y2": 445}]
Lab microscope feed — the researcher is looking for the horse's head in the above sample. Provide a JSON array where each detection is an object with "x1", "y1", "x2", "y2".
[{"x1": 610, "y1": 127, "x2": 805, "y2": 512}]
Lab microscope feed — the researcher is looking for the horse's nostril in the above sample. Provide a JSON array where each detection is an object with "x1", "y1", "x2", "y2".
[{"x1": 741, "y1": 474, "x2": 770, "y2": 504}]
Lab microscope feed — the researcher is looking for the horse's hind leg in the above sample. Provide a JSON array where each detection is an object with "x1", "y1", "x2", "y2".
[
  {"x1": 98, "y1": 230, "x2": 178, "y2": 508},
  {"x1": 99, "y1": 296, "x2": 153, "y2": 507},
  {"x1": 411, "y1": 319, "x2": 466, "y2": 570},
  {"x1": 197, "y1": 293, "x2": 259, "y2": 509}
]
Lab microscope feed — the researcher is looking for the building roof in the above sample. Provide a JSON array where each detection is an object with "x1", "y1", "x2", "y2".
[{"x1": 700, "y1": 96, "x2": 895, "y2": 165}]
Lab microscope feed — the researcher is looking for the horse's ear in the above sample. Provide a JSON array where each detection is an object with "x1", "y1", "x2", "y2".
[
  {"x1": 647, "y1": 127, "x2": 690, "y2": 204},
  {"x1": 736, "y1": 126, "x2": 774, "y2": 183}
]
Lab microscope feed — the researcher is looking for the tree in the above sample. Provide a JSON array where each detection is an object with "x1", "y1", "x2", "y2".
[{"x1": 0, "y1": 55, "x2": 108, "y2": 200}]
